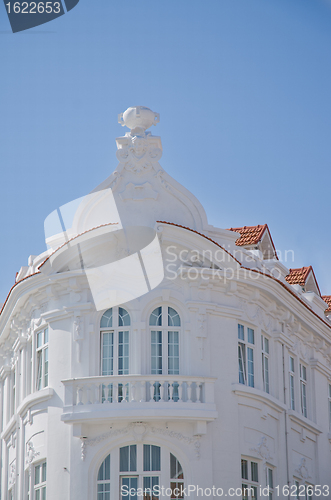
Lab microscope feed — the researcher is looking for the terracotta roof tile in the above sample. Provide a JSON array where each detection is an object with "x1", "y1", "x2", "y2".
[
  {"x1": 285, "y1": 267, "x2": 311, "y2": 286},
  {"x1": 322, "y1": 295, "x2": 331, "y2": 314},
  {"x1": 228, "y1": 224, "x2": 268, "y2": 246}
]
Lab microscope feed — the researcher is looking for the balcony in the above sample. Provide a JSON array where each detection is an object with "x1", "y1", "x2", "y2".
[{"x1": 61, "y1": 375, "x2": 217, "y2": 425}]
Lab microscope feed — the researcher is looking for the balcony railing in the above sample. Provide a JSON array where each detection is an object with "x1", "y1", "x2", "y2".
[{"x1": 61, "y1": 375, "x2": 217, "y2": 423}]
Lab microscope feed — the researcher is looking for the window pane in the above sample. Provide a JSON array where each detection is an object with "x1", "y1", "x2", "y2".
[
  {"x1": 290, "y1": 357, "x2": 294, "y2": 372},
  {"x1": 264, "y1": 337, "x2": 269, "y2": 354},
  {"x1": 42, "y1": 487, "x2": 46, "y2": 500},
  {"x1": 238, "y1": 324, "x2": 244, "y2": 341},
  {"x1": 44, "y1": 348, "x2": 48, "y2": 387},
  {"x1": 98, "y1": 454, "x2": 110, "y2": 480},
  {"x1": 302, "y1": 365, "x2": 307, "y2": 381},
  {"x1": 329, "y1": 384, "x2": 331, "y2": 398},
  {"x1": 36, "y1": 352, "x2": 42, "y2": 390},
  {"x1": 251, "y1": 462, "x2": 258, "y2": 482},
  {"x1": 168, "y1": 331, "x2": 179, "y2": 375},
  {"x1": 151, "y1": 331, "x2": 162, "y2": 375},
  {"x1": 35, "y1": 465, "x2": 40, "y2": 485},
  {"x1": 42, "y1": 462, "x2": 47, "y2": 482},
  {"x1": 248, "y1": 328, "x2": 254, "y2": 344},
  {"x1": 100, "y1": 309, "x2": 113, "y2": 328},
  {"x1": 36, "y1": 490, "x2": 40, "y2": 500},
  {"x1": 144, "y1": 445, "x2": 151, "y2": 471},
  {"x1": 168, "y1": 307, "x2": 181, "y2": 327},
  {"x1": 120, "y1": 446, "x2": 129, "y2": 472},
  {"x1": 149, "y1": 307, "x2": 162, "y2": 326},
  {"x1": 238, "y1": 345, "x2": 245, "y2": 385},
  {"x1": 170, "y1": 454, "x2": 183, "y2": 480},
  {"x1": 241, "y1": 459, "x2": 248, "y2": 480},
  {"x1": 37, "y1": 331, "x2": 42, "y2": 349},
  {"x1": 118, "y1": 331, "x2": 129, "y2": 375},
  {"x1": 267, "y1": 468, "x2": 273, "y2": 488},
  {"x1": 119, "y1": 307, "x2": 130, "y2": 327},
  {"x1": 130, "y1": 444, "x2": 137, "y2": 472},
  {"x1": 242, "y1": 484, "x2": 248, "y2": 500},
  {"x1": 290, "y1": 375, "x2": 295, "y2": 410},
  {"x1": 247, "y1": 348, "x2": 254, "y2": 387},
  {"x1": 44, "y1": 328, "x2": 49, "y2": 344},
  {"x1": 102, "y1": 332, "x2": 114, "y2": 376},
  {"x1": 151, "y1": 445, "x2": 161, "y2": 471}
]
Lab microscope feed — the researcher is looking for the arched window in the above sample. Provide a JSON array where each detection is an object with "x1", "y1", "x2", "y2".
[
  {"x1": 97, "y1": 444, "x2": 184, "y2": 500},
  {"x1": 97, "y1": 454, "x2": 110, "y2": 500},
  {"x1": 149, "y1": 306, "x2": 181, "y2": 375},
  {"x1": 100, "y1": 307, "x2": 131, "y2": 376}
]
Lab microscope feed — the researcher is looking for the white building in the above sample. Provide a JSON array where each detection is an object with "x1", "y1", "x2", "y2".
[{"x1": 0, "y1": 106, "x2": 330, "y2": 500}]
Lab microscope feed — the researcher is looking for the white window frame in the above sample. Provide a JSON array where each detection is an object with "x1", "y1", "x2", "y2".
[
  {"x1": 149, "y1": 306, "x2": 181, "y2": 375},
  {"x1": 261, "y1": 335, "x2": 270, "y2": 394},
  {"x1": 241, "y1": 458, "x2": 259, "y2": 500},
  {"x1": 34, "y1": 460, "x2": 46, "y2": 500},
  {"x1": 238, "y1": 324, "x2": 255, "y2": 388},
  {"x1": 97, "y1": 444, "x2": 184, "y2": 500},
  {"x1": 100, "y1": 307, "x2": 131, "y2": 376},
  {"x1": 300, "y1": 363, "x2": 307, "y2": 418},
  {"x1": 266, "y1": 466, "x2": 274, "y2": 500},
  {"x1": 36, "y1": 328, "x2": 48, "y2": 391},
  {"x1": 289, "y1": 356, "x2": 295, "y2": 411},
  {"x1": 328, "y1": 383, "x2": 331, "y2": 431}
]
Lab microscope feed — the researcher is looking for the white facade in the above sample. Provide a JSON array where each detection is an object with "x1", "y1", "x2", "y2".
[{"x1": 0, "y1": 106, "x2": 331, "y2": 500}]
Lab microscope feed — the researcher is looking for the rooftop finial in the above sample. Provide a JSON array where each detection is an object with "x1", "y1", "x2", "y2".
[{"x1": 118, "y1": 106, "x2": 160, "y2": 136}]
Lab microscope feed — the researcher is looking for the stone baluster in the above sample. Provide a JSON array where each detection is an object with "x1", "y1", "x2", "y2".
[
  {"x1": 86, "y1": 385, "x2": 92, "y2": 405},
  {"x1": 159, "y1": 382, "x2": 165, "y2": 402},
  {"x1": 178, "y1": 381, "x2": 183, "y2": 402},
  {"x1": 113, "y1": 383, "x2": 118, "y2": 403},
  {"x1": 131, "y1": 382, "x2": 136, "y2": 403},
  {"x1": 196, "y1": 382, "x2": 202, "y2": 403},
  {"x1": 169, "y1": 381, "x2": 174, "y2": 402},
  {"x1": 121, "y1": 384, "x2": 128, "y2": 403},
  {"x1": 94, "y1": 384, "x2": 100, "y2": 405},
  {"x1": 187, "y1": 382, "x2": 193, "y2": 402},
  {"x1": 77, "y1": 386, "x2": 84, "y2": 405},
  {"x1": 103, "y1": 384, "x2": 110, "y2": 404},
  {"x1": 150, "y1": 382, "x2": 155, "y2": 402}
]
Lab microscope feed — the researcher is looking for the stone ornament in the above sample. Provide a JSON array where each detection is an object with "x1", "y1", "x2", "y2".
[
  {"x1": 26, "y1": 441, "x2": 40, "y2": 475},
  {"x1": 295, "y1": 458, "x2": 311, "y2": 480},
  {"x1": 250, "y1": 436, "x2": 273, "y2": 465},
  {"x1": 80, "y1": 422, "x2": 201, "y2": 460},
  {"x1": 116, "y1": 106, "x2": 162, "y2": 177}
]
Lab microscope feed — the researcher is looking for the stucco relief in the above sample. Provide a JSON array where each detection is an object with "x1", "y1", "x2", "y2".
[
  {"x1": 80, "y1": 422, "x2": 200, "y2": 460},
  {"x1": 294, "y1": 458, "x2": 311, "y2": 480},
  {"x1": 250, "y1": 436, "x2": 273, "y2": 466},
  {"x1": 26, "y1": 441, "x2": 40, "y2": 475}
]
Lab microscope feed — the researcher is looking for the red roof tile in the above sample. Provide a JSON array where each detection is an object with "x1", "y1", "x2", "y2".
[
  {"x1": 285, "y1": 266, "x2": 321, "y2": 296},
  {"x1": 322, "y1": 295, "x2": 331, "y2": 314},
  {"x1": 228, "y1": 224, "x2": 268, "y2": 246},
  {"x1": 285, "y1": 267, "x2": 311, "y2": 286}
]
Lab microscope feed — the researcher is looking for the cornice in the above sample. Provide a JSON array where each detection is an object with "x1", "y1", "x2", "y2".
[
  {"x1": 231, "y1": 383, "x2": 286, "y2": 414},
  {"x1": 287, "y1": 410, "x2": 322, "y2": 435}
]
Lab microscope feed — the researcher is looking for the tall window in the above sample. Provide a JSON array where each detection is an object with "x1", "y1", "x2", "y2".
[
  {"x1": 170, "y1": 453, "x2": 184, "y2": 499},
  {"x1": 300, "y1": 363, "x2": 307, "y2": 418},
  {"x1": 98, "y1": 445, "x2": 184, "y2": 500},
  {"x1": 149, "y1": 307, "x2": 181, "y2": 375},
  {"x1": 266, "y1": 467, "x2": 273, "y2": 500},
  {"x1": 97, "y1": 454, "x2": 110, "y2": 500},
  {"x1": 289, "y1": 357, "x2": 295, "y2": 410},
  {"x1": 34, "y1": 461, "x2": 46, "y2": 500},
  {"x1": 100, "y1": 307, "x2": 130, "y2": 376},
  {"x1": 238, "y1": 324, "x2": 255, "y2": 387},
  {"x1": 36, "y1": 328, "x2": 48, "y2": 391},
  {"x1": 261, "y1": 335, "x2": 269, "y2": 394},
  {"x1": 241, "y1": 458, "x2": 258, "y2": 500}
]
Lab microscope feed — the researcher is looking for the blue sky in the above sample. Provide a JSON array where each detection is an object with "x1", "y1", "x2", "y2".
[{"x1": 1, "y1": 0, "x2": 331, "y2": 302}]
